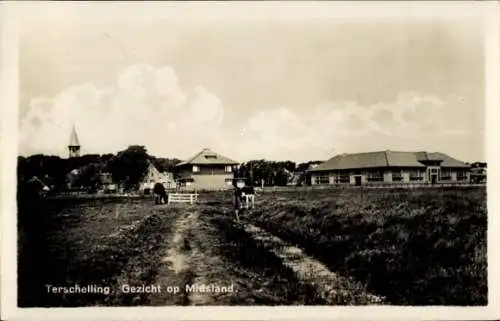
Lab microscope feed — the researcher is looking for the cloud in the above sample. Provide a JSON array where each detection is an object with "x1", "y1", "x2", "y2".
[
  {"x1": 19, "y1": 64, "x2": 224, "y2": 158},
  {"x1": 233, "y1": 92, "x2": 472, "y2": 162},
  {"x1": 20, "y1": 63, "x2": 474, "y2": 163}
]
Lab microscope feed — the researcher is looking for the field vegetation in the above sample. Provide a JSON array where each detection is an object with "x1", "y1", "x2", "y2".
[
  {"x1": 241, "y1": 187, "x2": 487, "y2": 305},
  {"x1": 18, "y1": 196, "x2": 182, "y2": 307},
  {"x1": 18, "y1": 186, "x2": 487, "y2": 306}
]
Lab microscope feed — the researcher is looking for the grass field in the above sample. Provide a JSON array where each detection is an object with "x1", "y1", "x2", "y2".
[
  {"x1": 17, "y1": 186, "x2": 487, "y2": 306},
  {"x1": 18, "y1": 197, "x2": 183, "y2": 306},
  {"x1": 18, "y1": 196, "x2": 328, "y2": 306},
  {"x1": 240, "y1": 187, "x2": 488, "y2": 305}
]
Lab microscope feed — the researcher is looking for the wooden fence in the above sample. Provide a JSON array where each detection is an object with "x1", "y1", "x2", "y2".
[{"x1": 167, "y1": 193, "x2": 199, "y2": 204}]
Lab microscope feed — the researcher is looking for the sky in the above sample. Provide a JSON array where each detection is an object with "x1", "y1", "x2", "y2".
[{"x1": 17, "y1": 3, "x2": 486, "y2": 163}]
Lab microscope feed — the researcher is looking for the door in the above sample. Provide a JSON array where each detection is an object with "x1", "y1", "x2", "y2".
[
  {"x1": 355, "y1": 176, "x2": 362, "y2": 186},
  {"x1": 431, "y1": 174, "x2": 437, "y2": 185}
]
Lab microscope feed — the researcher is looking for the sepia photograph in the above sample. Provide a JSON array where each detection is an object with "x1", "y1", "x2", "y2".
[{"x1": 2, "y1": 1, "x2": 499, "y2": 320}]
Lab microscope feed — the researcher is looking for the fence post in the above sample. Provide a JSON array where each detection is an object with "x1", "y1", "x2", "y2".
[
  {"x1": 167, "y1": 194, "x2": 170, "y2": 204},
  {"x1": 190, "y1": 194, "x2": 193, "y2": 204}
]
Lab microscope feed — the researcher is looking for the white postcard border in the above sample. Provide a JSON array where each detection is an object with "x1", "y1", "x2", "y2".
[{"x1": 1, "y1": 1, "x2": 499, "y2": 320}]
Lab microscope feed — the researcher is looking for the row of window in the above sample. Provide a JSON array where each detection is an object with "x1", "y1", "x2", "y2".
[
  {"x1": 314, "y1": 170, "x2": 467, "y2": 184},
  {"x1": 192, "y1": 165, "x2": 233, "y2": 173}
]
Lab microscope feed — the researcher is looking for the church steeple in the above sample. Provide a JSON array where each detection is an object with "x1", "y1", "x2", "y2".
[{"x1": 68, "y1": 124, "x2": 81, "y2": 158}]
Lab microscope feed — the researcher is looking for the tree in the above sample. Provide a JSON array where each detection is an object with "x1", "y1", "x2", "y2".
[
  {"x1": 274, "y1": 169, "x2": 289, "y2": 186},
  {"x1": 17, "y1": 154, "x2": 68, "y2": 192},
  {"x1": 107, "y1": 145, "x2": 150, "y2": 190},
  {"x1": 74, "y1": 163, "x2": 103, "y2": 191},
  {"x1": 151, "y1": 157, "x2": 182, "y2": 172}
]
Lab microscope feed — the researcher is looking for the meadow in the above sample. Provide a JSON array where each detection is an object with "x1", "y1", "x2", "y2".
[
  {"x1": 17, "y1": 195, "x2": 327, "y2": 306},
  {"x1": 241, "y1": 186, "x2": 487, "y2": 305},
  {"x1": 17, "y1": 186, "x2": 487, "y2": 306},
  {"x1": 17, "y1": 196, "x2": 183, "y2": 307}
]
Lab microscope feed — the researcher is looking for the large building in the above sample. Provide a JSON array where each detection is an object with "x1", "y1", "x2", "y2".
[
  {"x1": 175, "y1": 148, "x2": 239, "y2": 190},
  {"x1": 308, "y1": 150, "x2": 470, "y2": 186}
]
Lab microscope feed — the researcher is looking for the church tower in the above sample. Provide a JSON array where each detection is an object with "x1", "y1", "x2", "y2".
[{"x1": 68, "y1": 124, "x2": 81, "y2": 158}]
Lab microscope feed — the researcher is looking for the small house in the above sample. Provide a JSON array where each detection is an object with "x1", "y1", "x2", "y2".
[{"x1": 175, "y1": 148, "x2": 239, "y2": 190}]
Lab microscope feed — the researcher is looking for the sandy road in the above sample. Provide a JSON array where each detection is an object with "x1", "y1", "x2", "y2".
[
  {"x1": 149, "y1": 203, "x2": 382, "y2": 305},
  {"x1": 150, "y1": 205, "x2": 238, "y2": 305},
  {"x1": 242, "y1": 223, "x2": 384, "y2": 305}
]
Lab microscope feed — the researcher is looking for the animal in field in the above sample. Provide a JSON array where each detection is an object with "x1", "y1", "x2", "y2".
[
  {"x1": 233, "y1": 187, "x2": 243, "y2": 221},
  {"x1": 241, "y1": 185, "x2": 255, "y2": 210},
  {"x1": 153, "y1": 182, "x2": 168, "y2": 204},
  {"x1": 233, "y1": 185, "x2": 256, "y2": 222}
]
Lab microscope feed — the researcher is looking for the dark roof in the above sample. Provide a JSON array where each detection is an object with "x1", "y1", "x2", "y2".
[
  {"x1": 175, "y1": 148, "x2": 239, "y2": 167},
  {"x1": 27, "y1": 176, "x2": 46, "y2": 187},
  {"x1": 310, "y1": 150, "x2": 469, "y2": 172},
  {"x1": 426, "y1": 152, "x2": 469, "y2": 167}
]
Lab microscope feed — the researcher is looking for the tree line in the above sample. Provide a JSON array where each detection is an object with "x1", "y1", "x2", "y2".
[{"x1": 17, "y1": 145, "x2": 323, "y2": 194}]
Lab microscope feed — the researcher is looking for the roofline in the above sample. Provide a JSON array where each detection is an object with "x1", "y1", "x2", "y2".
[
  {"x1": 316, "y1": 150, "x2": 454, "y2": 157},
  {"x1": 175, "y1": 148, "x2": 239, "y2": 167},
  {"x1": 309, "y1": 150, "x2": 469, "y2": 172},
  {"x1": 175, "y1": 161, "x2": 239, "y2": 167},
  {"x1": 308, "y1": 165, "x2": 426, "y2": 172},
  {"x1": 309, "y1": 164, "x2": 471, "y2": 172}
]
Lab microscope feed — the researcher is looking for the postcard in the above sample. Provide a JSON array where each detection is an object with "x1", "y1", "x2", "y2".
[{"x1": 1, "y1": 1, "x2": 499, "y2": 320}]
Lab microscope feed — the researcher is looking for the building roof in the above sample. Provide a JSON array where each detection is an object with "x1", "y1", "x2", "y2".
[
  {"x1": 142, "y1": 162, "x2": 175, "y2": 182},
  {"x1": 27, "y1": 175, "x2": 46, "y2": 187},
  {"x1": 69, "y1": 125, "x2": 80, "y2": 146},
  {"x1": 175, "y1": 148, "x2": 239, "y2": 167},
  {"x1": 419, "y1": 152, "x2": 469, "y2": 167},
  {"x1": 310, "y1": 150, "x2": 469, "y2": 172}
]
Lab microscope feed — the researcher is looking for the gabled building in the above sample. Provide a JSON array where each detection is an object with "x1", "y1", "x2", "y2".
[
  {"x1": 140, "y1": 162, "x2": 176, "y2": 192},
  {"x1": 282, "y1": 168, "x2": 301, "y2": 186},
  {"x1": 308, "y1": 150, "x2": 470, "y2": 186},
  {"x1": 175, "y1": 148, "x2": 239, "y2": 190},
  {"x1": 27, "y1": 176, "x2": 51, "y2": 196}
]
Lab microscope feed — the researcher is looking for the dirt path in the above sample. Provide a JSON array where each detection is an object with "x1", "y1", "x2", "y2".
[
  {"x1": 150, "y1": 203, "x2": 383, "y2": 305},
  {"x1": 149, "y1": 206, "x2": 198, "y2": 305},
  {"x1": 241, "y1": 222, "x2": 384, "y2": 305},
  {"x1": 151, "y1": 205, "x2": 236, "y2": 305}
]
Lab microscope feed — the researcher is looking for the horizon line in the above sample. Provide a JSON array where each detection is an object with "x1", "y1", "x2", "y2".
[{"x1": 17, "y1": 148, "x2": 487, "y2": 165}]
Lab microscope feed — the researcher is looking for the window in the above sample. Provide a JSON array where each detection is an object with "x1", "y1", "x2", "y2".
[
  {"x1": 409, "y1": 169, "x2": 424, "y2": 181},
  {"x1": 367, "y1": 170, "x2": 383, "y2": 182},
  {"x1": 314, "y1": 175, "x2": 329, "y2": 185},
  {"x1": 457, "y1": 170, "x2": 467, "y2": 181},
  {"x1": 192, "y1": 165, "x2": 200, "y2": 173},
  {"x1": 333, "y1": 172, "x2": 349, "y2": 184},
  {"x1": 204, "y1": 155, "x2": 217, "y2": 159},
  {"x1": 339, "y1": 173, "x2": 350, "y2": 183},
  {"x1": 225, "y1": 165, "x2": 232, "y2": 173},
  {"x1": 441, "y1": 169, "x2": 452, "y2": 181},
  {"x1": 392, "y1": 170, "x2": 403, "y2": 182}
]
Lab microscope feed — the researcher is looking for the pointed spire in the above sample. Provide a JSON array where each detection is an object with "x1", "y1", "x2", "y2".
[{"x1": 69, "y1": 124, "x2": 80, "y2": 146}]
